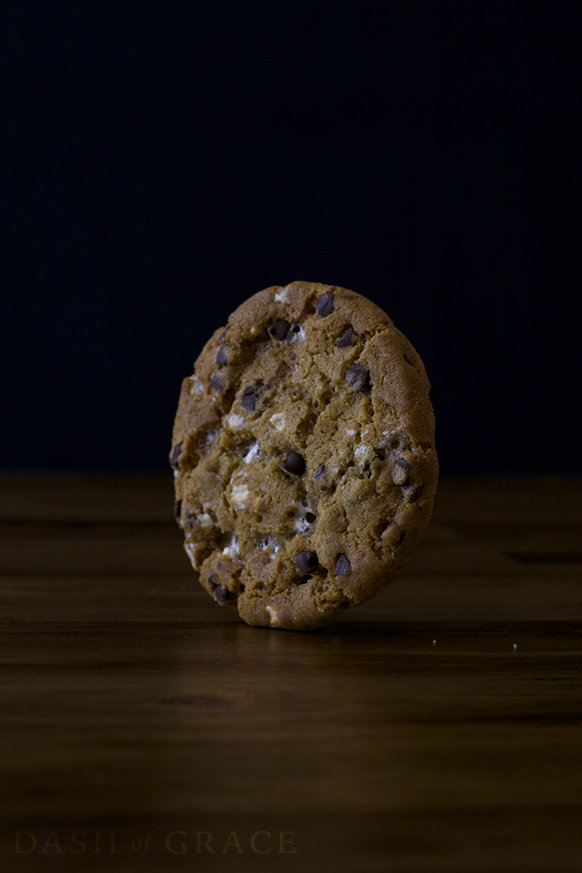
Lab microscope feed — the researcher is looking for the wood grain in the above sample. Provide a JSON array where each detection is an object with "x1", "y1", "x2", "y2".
[{"x1": 1, "y1": 474, "x2": 581, "y2": 871}]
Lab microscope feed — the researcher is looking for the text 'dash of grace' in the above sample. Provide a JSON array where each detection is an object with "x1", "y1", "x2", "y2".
[{"x1": 13, "y1": 829, "x2": 297, "y2": 857}]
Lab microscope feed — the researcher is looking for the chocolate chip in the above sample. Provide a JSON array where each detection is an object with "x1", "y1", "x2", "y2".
[
  {"x1": 345, "y1": 363, "x2": 369, "y2": 390},
  {"x1": 210, "y1": 374, "x2": 222, "y2": 391},
  {"x1": 268, "y1": 319, "x2": 290, "y2": 340},
  {"x1": 241, "y1": 386, "x2": 256, "y2": 410},
  {"x1": 216, "y1": 345, "x2": 228, "y2": 366},
  {"x1": 169, "y1": 443, "x2": 182, "y2": 468},
  {"x1": 282, "y1": 451, "x2": 305, "y2": 475},
  {"x1": 335, "y1": 553, "x2": 351, "y2": 575},
  {"x1": 173, "y1": 499, "x2": 182, "y2": 521},
  {"x1": 214, "y1": 584, "x2": 231, "y2": 603},
  {"x1": 336, "y1": 326, "x2": 355, "y2": 347},
  {"x1": 391, "y1": 458, "x2": 411, "y2": 485},
  {"x1": 313, "y1": 465, "x2": 325, "y2": 479},
  {"x1": 409, "y1": 485, "x2": 424, "y2": 503},
  {"x1": 208, "y1": 573, "x2": 218, "y2": 588},
  {"x1": 296, "y1": 551, "x2": 318, "y2": 573},
  {"x1": 315, "y1": 291, "x2": 335, "y2": 317}
]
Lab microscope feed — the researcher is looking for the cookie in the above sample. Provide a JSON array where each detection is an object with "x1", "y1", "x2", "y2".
[{"x1": 170, "y1": 281, "x2": 438, "y2": 631}]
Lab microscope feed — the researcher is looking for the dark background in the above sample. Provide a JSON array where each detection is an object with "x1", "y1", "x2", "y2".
[{"x1": 2, "y1": 2, "x2": 581, "y2": 474}]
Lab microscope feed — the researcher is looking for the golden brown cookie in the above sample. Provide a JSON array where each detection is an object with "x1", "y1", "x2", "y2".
[{"x1": 170, "y1": 281, "x2": 438, "y2": 630}]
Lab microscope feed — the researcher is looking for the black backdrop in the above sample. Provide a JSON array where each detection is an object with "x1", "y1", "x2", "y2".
[{"x1": 2, "y1": 2, "x2": 581, "y2": 473}]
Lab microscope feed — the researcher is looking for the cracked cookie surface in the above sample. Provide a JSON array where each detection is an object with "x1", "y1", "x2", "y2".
[{"x1": 170, "y1": 281, "x2": 438, "y2": 630}]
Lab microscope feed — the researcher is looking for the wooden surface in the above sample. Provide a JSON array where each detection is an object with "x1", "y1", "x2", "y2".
[{"x1": 1, "y1": 473, "x2": 582, "y2": 872}]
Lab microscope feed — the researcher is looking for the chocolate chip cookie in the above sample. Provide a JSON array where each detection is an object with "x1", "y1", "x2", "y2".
[{"x1": 170, "y1": 281, "x2": 438, "y2": 630}]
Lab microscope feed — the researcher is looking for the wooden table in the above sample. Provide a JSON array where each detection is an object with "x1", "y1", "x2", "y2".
[{"x1": 1, "y1": 474, "x2": 581, "y2": 872}]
